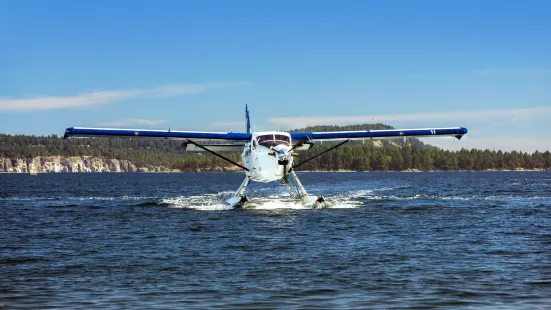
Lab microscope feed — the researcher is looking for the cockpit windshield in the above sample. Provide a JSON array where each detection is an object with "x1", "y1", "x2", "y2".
[{"x1": 257, "y1": 134, "x2": 290, "y2": 148}]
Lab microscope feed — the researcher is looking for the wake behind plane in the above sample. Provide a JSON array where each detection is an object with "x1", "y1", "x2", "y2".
[{"x1": 64, "y1": 106, "x2": 467, "y2": 208}]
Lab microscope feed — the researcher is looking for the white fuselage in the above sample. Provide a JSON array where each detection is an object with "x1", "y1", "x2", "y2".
[{"x1": 242, "y1": 131, "x2": 293, "y2": 183}]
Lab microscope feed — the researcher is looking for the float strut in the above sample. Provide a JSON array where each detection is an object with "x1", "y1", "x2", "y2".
[
  {"x1": 289, "y1": 170, "x2": 309, "y2": 200},
  {"x1": 226, "y1": 176, "x2": 251, "y2": 208},
  {"x1": 235, "y1": 176, "x2": 251, "y2": 197}
]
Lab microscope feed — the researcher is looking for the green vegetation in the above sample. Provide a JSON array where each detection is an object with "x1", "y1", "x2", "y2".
[
  {"x1": 294, "y1": 144, "x2": 551, "y2": 171},
  {"x1": 1, "y1": 124, "x2": 550, "y2": 171}
]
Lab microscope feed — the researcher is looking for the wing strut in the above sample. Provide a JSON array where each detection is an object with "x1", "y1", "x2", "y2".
[
  {"x1": 291, "y1": 139, "x2": 350, "y2": 171},
  {"x1": 183, "y1": 140, "x2": 249, "y2": 171}
]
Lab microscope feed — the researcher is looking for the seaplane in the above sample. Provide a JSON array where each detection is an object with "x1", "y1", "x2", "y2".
[{"x1": 64, "y1": 106, "x2": 467, "y2": 208}]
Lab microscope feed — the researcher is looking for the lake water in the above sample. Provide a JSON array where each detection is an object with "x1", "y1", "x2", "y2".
[{"x1": 1, "y1": 172, "x2": 551, "y2": 309}]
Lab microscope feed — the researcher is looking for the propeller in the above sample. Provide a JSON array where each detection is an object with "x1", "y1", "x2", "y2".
[
  {"x1": 269, "y1": 145, "x2": 293, "y2": 180},
  {"x1": 272, "y1": 140, "x2": 309, "y2": 181}
]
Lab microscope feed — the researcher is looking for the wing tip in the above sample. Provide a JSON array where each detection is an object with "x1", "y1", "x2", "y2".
[
  {"x1": 455, "y1": 127, "x2": 468, "y2": 140},
  {"x1": 63, "y1": 127, "x2": 74, "y2": 139}
]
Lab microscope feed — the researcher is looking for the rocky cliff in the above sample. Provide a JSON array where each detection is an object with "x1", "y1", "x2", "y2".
[{"x1": 0, "y1": 156, "x2": 170, "y2": 173}]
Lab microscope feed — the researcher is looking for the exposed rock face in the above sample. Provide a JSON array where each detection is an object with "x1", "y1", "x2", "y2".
[{"x1": 0, "y1": 156, "x2": 164, "y2": 173}]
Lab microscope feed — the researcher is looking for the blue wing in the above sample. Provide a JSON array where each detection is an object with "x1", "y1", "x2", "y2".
[
  {"x1": 291, "y1": 127, "x2": 468, "y2": 141},
  {"x1": 64, "y1": 127, "x2": 251, "y2": 141}
]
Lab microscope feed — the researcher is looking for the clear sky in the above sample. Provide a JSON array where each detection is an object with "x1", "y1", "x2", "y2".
[{"x1": 1, "y1": 0, "x2": 550, "y2": 152}]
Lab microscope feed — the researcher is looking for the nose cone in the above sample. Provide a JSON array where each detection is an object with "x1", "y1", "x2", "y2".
[
  {"x1": 273, "y1": 144, "x2": 290, "y2": 154},
  {"x1": 275, "y1": 145, "x2": 292, "y2": 166}
]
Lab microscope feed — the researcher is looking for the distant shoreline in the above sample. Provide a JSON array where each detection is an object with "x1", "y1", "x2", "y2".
[
  {"x1": 299, "y1": 168, "x2": 550, "y2": 173},
  {"x1": 2, "y1": 169, "x2": 549, "y2": 174}
]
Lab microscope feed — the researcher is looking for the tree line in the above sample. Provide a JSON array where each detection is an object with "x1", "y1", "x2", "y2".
[
  {"x1": 293, "y1": 144, "x2": 551, "y2": 171},
  {"x1": 1, "y1": 124, "x2": 550, "y2": 171}
]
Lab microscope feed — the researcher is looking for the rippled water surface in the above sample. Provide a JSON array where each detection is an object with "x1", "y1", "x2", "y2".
[{"x1": 1, "y1": 172, "x2": 551, "y2": 309}]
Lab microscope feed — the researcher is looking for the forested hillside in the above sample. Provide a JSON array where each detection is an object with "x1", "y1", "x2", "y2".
[{"x1": 1, "y1": 124, "x2": 550, "y2": 171}]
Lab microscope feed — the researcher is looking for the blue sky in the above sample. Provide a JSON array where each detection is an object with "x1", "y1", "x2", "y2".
[{"x1": 1, "y1": 0, "x2": 550, "y2": 152}]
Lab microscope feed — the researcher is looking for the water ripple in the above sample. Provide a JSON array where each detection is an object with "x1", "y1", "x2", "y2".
[{"x1": 1, "y1": 172, "x2": 551, "y2": 308}]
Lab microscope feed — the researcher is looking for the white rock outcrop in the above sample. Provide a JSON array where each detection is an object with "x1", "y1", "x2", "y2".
[{"x1": 0, "y1": 156, "x2": 157, "y2": 173}]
